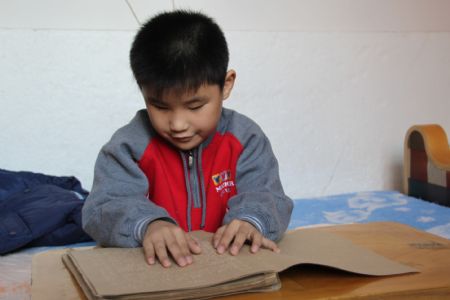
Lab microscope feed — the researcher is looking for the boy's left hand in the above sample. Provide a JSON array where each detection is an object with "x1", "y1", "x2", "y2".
[{"x1": 212, "y1": 219, "x2": 280, "y2": 256}]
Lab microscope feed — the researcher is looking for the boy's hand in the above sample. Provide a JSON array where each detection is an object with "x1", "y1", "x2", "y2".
[
  {"x1": 212, "y1": 219, "x2": 280, "y2": 256},
  {"x1": 143, "y1": 220, "x2": 201, "y2": 268}
]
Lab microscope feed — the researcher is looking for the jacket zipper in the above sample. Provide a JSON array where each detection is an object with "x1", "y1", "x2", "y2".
[
  {"x1": 183, "y1": 150, "x2": 205, "y2": 230},
  {"x1": 188, "y1": 151, "x2": 194, "y2": 168},
  {"x1": 187, "y1": 151, "x2": 201, "y2": 208}
]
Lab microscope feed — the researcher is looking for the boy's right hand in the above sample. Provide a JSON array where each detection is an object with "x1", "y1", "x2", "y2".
[{"x1": 143, "y1": 220, "x2": 201, "y2": 268}]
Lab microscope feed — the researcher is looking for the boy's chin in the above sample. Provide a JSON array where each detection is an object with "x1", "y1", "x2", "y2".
[{"x1": 169, "y1": 139, "x2": 203, "y2": 151}]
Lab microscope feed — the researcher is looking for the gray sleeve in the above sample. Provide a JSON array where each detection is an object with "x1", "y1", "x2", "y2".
[
  {"x1": 222, "y1": 114, "x2": 293, "y2": 242},
  {"x1": 82, "y1": 111, "x2": 176, "y2": 247}
]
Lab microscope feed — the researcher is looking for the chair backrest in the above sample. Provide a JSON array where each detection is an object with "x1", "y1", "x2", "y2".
[{"x1": 404, "y1": 124, "x2": 450, "y2": 207}]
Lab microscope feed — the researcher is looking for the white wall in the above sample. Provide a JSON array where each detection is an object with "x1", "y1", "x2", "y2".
[{"x1": 1, "y1": 0, "x2": 450, "y2": 199}]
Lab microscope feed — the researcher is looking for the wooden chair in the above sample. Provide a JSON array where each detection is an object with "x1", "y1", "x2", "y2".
[{"x1": 404, "y1": 124, "x2": 450, "y2": 206}]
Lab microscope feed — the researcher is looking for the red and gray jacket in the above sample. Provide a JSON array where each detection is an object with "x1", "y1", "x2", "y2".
[{"x1": 82, "y1": 108, "x2": 293, "y2": 247}]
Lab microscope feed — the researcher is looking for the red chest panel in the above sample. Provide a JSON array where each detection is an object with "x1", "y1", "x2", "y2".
[{"x1": 138, "y1": 132, "x2": 243, "y2": 232}]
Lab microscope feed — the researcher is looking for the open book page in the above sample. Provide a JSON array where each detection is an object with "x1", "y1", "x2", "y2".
[
  {"x1": 62, "y1": 229, "x2": 417, "y2": 299},
  {"x1": 63, "y1": 253, "x2": 280, "y2": 300}
]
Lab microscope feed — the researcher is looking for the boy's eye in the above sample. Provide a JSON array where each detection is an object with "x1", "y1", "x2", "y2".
[
  {"x1": 151, "y1": 103, "x2": 168, "y2": 110},
  {"x1": 189, "y1": 104, "x2": 205, "y2": 111}
]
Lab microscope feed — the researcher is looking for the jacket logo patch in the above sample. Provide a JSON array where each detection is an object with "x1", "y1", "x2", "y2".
[
  {"x1": 212, "y1": 170, "x2": 234, "y2": 196},
  {"x1": 212, "y1": 174, "x2": 221, "y2": 186},
  {"x1": 212, "y1": 170, "x2": 231, "y2": 186}
]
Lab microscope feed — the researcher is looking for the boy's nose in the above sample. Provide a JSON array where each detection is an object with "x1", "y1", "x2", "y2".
[{"x1": 169, "y1": 114, "x2": 189, "y2": 133}]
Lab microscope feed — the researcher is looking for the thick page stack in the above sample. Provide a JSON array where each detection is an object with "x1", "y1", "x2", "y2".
[{"x1": 62, "y1": 229, "x2": 417, "y2": 300}]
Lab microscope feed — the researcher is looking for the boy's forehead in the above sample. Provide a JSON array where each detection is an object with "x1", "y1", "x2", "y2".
[{"x1": 141, "y1": 83, "x2": 220, "y2": 102}]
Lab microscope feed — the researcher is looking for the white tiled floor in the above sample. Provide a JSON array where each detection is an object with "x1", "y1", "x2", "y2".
[{"x1": 0, "y1": 0, "x2": 449, "y2": 31}]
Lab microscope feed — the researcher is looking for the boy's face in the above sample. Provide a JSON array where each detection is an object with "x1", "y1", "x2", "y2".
[{"x1": 142, "y1": 70, "x2": 236, "y2": 151}]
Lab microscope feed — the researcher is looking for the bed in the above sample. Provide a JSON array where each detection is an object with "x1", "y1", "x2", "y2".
[
  {"x1": 1, "y1": 124, "x2": 449, "y2": 300},
  {"x1": 290, "y1": 124, "x2": 450, "y2": 234}
]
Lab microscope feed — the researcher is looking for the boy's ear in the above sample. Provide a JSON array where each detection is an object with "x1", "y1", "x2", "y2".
[{"x1": 222, "y1": 70, "x2": 236, "y2": 100}]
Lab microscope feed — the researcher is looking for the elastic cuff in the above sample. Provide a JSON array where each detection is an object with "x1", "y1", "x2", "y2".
[
  {"x1": 134, "y1": 217, "x2": 154, "y2": 244},
  {"x1": 239, "y1": 215, "x2": 265, "y2": 236}
]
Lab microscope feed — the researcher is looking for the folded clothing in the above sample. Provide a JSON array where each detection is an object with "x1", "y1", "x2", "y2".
[{"x1": 0, "y1": 169, "x2": 92, "y2": 255}]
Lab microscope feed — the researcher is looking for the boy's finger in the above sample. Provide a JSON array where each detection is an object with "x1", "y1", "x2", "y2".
[
  {"x1": 212, "y1": 226, "x2": 225, "y2": 248},
  {"x1": 217, "y1": 223, "x2": 239, "y2": 254},
  {"x1": 250, "y1": 233, "x2": 263, "y2": 253},
  {"x1": 154, "y1": 240, "x2": 172, "y2": 267},
  {"x1": 172, "y1": 230, "x2": 192, "y2": 264},
  {"x1": 143, "y1": 242, "x2": 156, "y2": 265},
  {"x1": 230, "y1": 231, "x2": 247, "y2": 255},
  {"x1": 164, "y1": 235, "x2": 187, "y2": 267},
  {"x1": 188, "y1": 235, "x2": 202, "y2": 254},
  {"x1": 261, "y1": 237, "x2": 280, "y2": 253}
]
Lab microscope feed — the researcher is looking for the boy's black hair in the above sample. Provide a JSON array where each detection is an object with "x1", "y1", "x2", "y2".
[{"x1": 130, "y1": 10, "x2": 229, "y2": 96}]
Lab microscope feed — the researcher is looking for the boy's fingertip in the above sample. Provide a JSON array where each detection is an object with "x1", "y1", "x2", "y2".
[
  {"x1": 190, "y1": 241, "x2": 202, "y2": 253},
  {"x1": 178, "y1": 258, "x2": 187, "y2": 267},
  {"x1": 147, "y1": 257, "x2": 155, "y2": 265},
  {"x1": 212, "y1": 238, "x2": 219, "y2": 248},
  {"x1": 186, "y1": 255, "x2": 193, "y2": 264},
  {"x1": 162, "y1": 260, "x2": 171, "y2": 268}
]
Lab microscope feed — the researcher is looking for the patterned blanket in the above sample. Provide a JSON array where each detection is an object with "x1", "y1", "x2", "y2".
[{"x1": 289, "y1": 190, "x2": 450, "y2": 239}]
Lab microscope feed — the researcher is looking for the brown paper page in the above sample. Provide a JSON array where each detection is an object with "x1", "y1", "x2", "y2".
[
  {"x1": 62, "y1": 229, "x2": 417, "y2": 299},
  {"x1": 62, "y1": 233, "x2": 277, "y2": 298},
  {"x1": 32, "y1": 248, "x2": 91, "y2": 300},
  {"x1": 62, "y1": 253, "x2": 280, "y2": 300},
  {"x1": 275, "y1": 229, "x2": 417, "y2": 275}
]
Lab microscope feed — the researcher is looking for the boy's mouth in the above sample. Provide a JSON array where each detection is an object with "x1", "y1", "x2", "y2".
[{"x1": 172, "y1": 135, "x2": 194, "y2": 143}]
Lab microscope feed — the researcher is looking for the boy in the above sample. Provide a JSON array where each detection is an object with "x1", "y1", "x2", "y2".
[{"x1": 82, "y1": 10, "x2": 293, "y2": 268}]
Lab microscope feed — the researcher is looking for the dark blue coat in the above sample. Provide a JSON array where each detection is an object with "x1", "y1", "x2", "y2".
[{"x1": 0, "y1": 169, "x2": 92, "y2": 254}]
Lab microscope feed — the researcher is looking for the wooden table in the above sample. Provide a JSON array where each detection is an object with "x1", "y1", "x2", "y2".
[
  {"x1": 32, "y1": 222, "x2": 450, "y2": 300},
  {"x1": 224, "y1": 222, "x2": 450, "y2": 299}
]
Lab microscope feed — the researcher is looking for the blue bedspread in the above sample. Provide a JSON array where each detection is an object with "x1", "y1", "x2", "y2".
[
  {"x1": 289, "y1": 190, "x2": 450, "y2": 239},
  {"x1": 1, "y1": 189, "x2": 449, "y2": 300}
]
